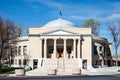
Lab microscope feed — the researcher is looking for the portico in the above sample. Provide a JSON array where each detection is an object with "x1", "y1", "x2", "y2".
[{"x1": 41, "y1": 36, "x2": 82, "y2": 59}]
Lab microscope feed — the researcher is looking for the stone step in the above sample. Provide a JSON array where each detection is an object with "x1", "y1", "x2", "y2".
[{"x1": 28, "y1": 58, "x2": 81, "y2": 75}]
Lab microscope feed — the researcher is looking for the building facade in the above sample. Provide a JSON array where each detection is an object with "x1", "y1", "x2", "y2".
[{"x1": 12, "y1": 18, "x2": 113, "y2": 73}]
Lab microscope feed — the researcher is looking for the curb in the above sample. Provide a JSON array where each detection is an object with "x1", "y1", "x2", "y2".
[{"x1": 0, "y1": 74, "x2": 89, "y2": 79}]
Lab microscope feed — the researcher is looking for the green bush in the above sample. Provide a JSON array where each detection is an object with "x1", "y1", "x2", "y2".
[
  {"x1": 2, "y1": 66, "x2": 15, "y2": 72},
  {"x1": 117, "y1": 70, "x2": 120, "y2": 72}
]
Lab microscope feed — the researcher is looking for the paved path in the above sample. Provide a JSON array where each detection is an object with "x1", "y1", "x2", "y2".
[
  {"x1": 1, "y1": 67, "x2": 120, "y2": 80},
  {"x1": 6, "y1": 66, "x2": 120, "y2": 77},
  {"x1": 82, "y1": 67, "x2": 120, "y2": 75},
  {"x1": 0, "y1": 75, "x2": 120, "y2": 80}
]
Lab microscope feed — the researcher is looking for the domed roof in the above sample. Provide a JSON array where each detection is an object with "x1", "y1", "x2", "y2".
[{"x1": 42, "y1": 18, "x2": 78, "y2": 28}]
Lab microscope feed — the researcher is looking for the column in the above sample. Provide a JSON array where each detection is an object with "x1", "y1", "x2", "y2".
[
  {"x1": 63, "y1": 39, "x2": 66, "y2": 58},
  {"x1": 40, "y1": 38, "x2": 42, "y2": 58},
  {"x1": 73, "y1": 39, "x2": 76, "y2": 58},
  {"x1": 53, "y1": 39, "x2": 57, "y2": 58},
  {"x1": 44, "y1": 39, "x2": 47, "y2": 58},
  {"x1": 87, "y1": 59, "x2": 92, "y2": 70},
  {"x1": 78, "y1": 39, "x2": 80, "y2": 58}
]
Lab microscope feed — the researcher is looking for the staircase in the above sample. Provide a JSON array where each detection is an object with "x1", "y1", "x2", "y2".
[
  {"x1": 57, "y1": 58, "x2": 65, "y2": 72},
  {"x1": 27, "y1": 58, "x2": 81, "y2": 75},
  {"x1": 26, "y1": 58, "x2": 57, "y2": 75},
  {"x1": 42, "y1": 58, "x2": 57, "y2": 69},
  {"x1": 57, "y1": 58, "x2": 81, "y2": 75}
]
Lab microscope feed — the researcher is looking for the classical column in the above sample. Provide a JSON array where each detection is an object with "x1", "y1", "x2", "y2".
[
  {"x1": 53, "y1": 39, "x2": 57, "y2": 58},
  {"x1": 44, "y1": 39, "x2": 47, "y2": 58},
  {"x1": 78, "y1": 39, "x2": 80, "y2": 58},
  {"x1": 73, "y1": 39, "x2": 76, "y2": 58},
  {"x1": 63, "y1": 39, "x2": 66, "y2": 58},
  {"x1": 40, "y1": 38, "x2": 42, "y2": 58}
]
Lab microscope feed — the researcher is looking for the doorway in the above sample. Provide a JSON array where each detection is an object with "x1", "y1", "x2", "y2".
[
  {"x1": 33, "y1": 59, "x2": 38, "y2": 69},
  {"x1": 57, "y1": 46, "x2": 63, "y2": 57}
]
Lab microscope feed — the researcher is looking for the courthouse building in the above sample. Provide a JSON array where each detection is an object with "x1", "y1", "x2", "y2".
[{"x1": 12, "y1": 18, "x2": 113, "y2": 73}]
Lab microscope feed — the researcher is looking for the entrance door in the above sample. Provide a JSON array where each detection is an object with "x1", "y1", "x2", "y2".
[
  {"x1": 57, "y1": 46, "x2": 63, "y2": 57},
  {"x1": 33, "y1": 59, "x2": 38, "y2": 69}
]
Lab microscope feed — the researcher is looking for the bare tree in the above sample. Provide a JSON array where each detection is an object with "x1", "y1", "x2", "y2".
[
  {"x1": 83, "y1": 19, "x2": 100, "y2": 36},
  {"x1": 16, "y1": 24, "x2": 22, "y2": 37},
  {"x1": 108, "y1": 22, "x2": 120, "y2": 66},
  {"x1": 0, "y1": 17, "x2": 19, "y2": 71}
]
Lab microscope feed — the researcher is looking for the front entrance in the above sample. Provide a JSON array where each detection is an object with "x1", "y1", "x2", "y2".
[
  {"x1": 57, "y1": 46, "x2": 63, "y2": 57},
  {"x1": 33, "y1": 59, "x2": 38, "y2": 69}
]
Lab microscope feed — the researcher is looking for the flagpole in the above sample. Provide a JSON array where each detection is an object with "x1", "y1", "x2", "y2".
[
  {"x1": 59, "y1": 6, "x2": 62, "y2": 28},
  {"x1": 59, "y1": 6, "x2": 62, "y2": 18}
]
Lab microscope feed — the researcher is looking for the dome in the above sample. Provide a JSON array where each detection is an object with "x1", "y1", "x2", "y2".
[{"x1": 42, "y1": 18, "x2": 77, "y2": 28}]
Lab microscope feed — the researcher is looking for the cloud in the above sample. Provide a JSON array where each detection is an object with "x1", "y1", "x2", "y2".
[
  {"x1": 27, "y1": 0, "x2": 62, "y2": 8},
  {"x1": 25, "y1": 0, "x2": 120, "y2": 22},
  {"x1": 104, "y1": 13, "x2": 120, "y2": 20},
  {"x1": 70, "y1": 15, "x2": 92, "y2": 20}
]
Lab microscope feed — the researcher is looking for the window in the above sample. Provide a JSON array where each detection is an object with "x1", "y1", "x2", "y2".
[
  {"x1": 19, "y1": 59, "x2": 21, "y2": 65},
  {"x1": 11, "y1": 59, "x2": 14, "y2": 64},
  {"x1": 99, "y1": 46, "x2": 102, "y2": 51},
  {"x1": 15, "y1": 59, "x2": 17, "y2": 65},
  {"x1": 67, "y1": 46, "x2": 71, "y2": 54},
  {"x1": 15, "y1": 47, "x2": 17, "y2": 55},
  {"x1": 33, "y1": 59, "x2": 38, "y2": 69},
  {"x1": 18, "y1": 46, "x2": 21, "y2": 55},
  {"x1": 11, "y1": 48, "x2": 15, "y2": 57},
  {"x1": 23, "y1": 59, "x2": 27, "y2": 65},
  {"x1": 94, "y1": 46, "x2": 98, "y2": 55},
  {"x1": 11, "y1": 48, "x2": 14, "y2": 54},
  {"x1": 23, "y1": 46, "x2": 27, "y2": 55},
  {"x1": 48, "y1": 46, "x2": 53, "y2": 54}
]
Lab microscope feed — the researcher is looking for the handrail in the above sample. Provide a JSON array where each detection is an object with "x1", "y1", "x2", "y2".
[
  {"x1": 57, "y1": 58, "x2": 59, "y2": 72},
  {"x1": 63, "y1": 58, "x2": 65, "y2": 72}
]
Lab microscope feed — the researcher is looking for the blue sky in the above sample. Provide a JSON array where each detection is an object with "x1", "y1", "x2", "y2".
[{"x1": 0, "y1": 0, "x2": 120, "y2": 55}]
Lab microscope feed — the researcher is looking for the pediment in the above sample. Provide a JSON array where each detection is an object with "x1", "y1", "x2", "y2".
[{"x1": 41, "y1": 29, "x2": 78, "y2": 35}]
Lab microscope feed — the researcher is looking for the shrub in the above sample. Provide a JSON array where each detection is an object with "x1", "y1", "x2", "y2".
[
  {"x1": 117, "y1": 70, "x2": 120, "y2": 72},
  {"x1": 1, "y1": 66, "x2": 15, "y2": 72}
]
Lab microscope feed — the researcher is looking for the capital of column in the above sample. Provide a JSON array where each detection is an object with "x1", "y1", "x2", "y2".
[
  {"x1": 77, "y1": 38, "x2": 81, "y2": 40},
  {"x1": 54, "y1": 38, "x2": 57, "y2": 40},
  {"x1": 39, "y1": 37, "x2": 43, "y2": 40},
  {"x1": 74, "y1": 38, "x2": 76, "y2": 40},
  {"x1": 63, "y1": 38, "x2": 67, "y2": 41},
  {"x1": 44, "y1": 38, "x2": 47, "y2": 41}
]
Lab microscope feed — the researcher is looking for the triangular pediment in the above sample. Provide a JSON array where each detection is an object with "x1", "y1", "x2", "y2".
[{"x1": 41, "y1": 29, "x2": 78, "y2": 35}]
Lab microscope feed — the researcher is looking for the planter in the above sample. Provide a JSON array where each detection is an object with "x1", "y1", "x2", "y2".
[
  {"x1": 47, "y1": 69, "x2": 57, "y2": 75},
  {"x1": 72, "y1": 69, "x2": 81, "y2": 75},
  {"x1": 15, "y1": 69, "x2": 25, "y2": 76}
]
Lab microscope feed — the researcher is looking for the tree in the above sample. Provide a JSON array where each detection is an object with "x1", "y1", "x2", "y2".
[
  {"x1": 0, "y1": 17, "x2": 19, "y2": 71},
  {"x1": 108, "y1": 22, "x2": 120, "y2": 66},
  {"x1": 83, "y1": 19, "x2": 100, "y2": 36},
  {"x1": 16, "y1": 24, "x2": 22, "y2": 37}
]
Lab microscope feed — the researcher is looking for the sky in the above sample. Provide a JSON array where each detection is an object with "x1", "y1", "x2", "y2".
[{"x1": 0, "y1": 0, "x2": 120, "y2": 55}]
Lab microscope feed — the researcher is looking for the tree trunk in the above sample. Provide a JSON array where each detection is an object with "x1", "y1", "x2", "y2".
[
  {"x1": 115, "y1": 48, "x2": 118, "y2": 66},
  {"x1": 0, "y1": 43, "x2": 4, "y2": 72},
  {"x1": 0, "y1": 59, "x2": 2, "y2": 72}
]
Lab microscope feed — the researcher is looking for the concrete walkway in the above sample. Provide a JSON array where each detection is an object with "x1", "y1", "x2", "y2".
[
  {"x1": 82, "y1": 67, "x2": 120, "y2": 75},
  {"x1": 8, "y1": 67, "x2": 120, "y2": 76}
]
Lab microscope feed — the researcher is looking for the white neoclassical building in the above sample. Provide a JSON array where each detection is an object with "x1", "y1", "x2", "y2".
[{"x1": 12, "y1": 18, "x2": 113, "y2": 74}]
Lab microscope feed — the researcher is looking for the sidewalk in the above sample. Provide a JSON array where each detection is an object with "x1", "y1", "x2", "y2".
[
  {"x1": 82, "y1": 67, "x2": 120, "y2": 75},
  {"x1": 6, "y1": 67, "x2": 120, "y2": 77}
]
